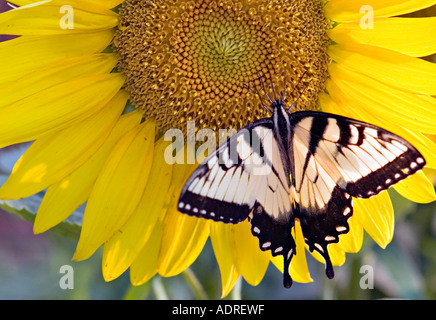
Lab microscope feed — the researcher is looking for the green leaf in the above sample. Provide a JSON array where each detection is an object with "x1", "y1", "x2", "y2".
[{"x1": 0, "y1": 192, "x2": 82, "y2": 240}]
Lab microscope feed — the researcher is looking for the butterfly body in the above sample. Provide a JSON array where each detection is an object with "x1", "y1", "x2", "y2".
[{"x1": 178, "y1": 98, "x2": 426, "y2": 288}]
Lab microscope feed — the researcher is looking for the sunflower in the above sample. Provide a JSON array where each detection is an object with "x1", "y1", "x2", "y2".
[{"x1": 0, "y1": 0, "x2": 435, "y2": 298}]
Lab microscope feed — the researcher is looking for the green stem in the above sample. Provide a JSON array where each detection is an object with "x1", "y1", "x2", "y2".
[
  {"x1": 230, "y1": 277, "x2": 242, "y2": 300},
  {"x1": 182, "y1": 268, "x2": 208, "y2": 300},
  {"x1": 123, "y1": 283, "x2": 151, "y2": 300},
  {"x1": 152, "y1": 276, "x2": 169, "y2": 300}
]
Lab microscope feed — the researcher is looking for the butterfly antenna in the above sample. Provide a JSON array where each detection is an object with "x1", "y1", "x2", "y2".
[
  {"x1": 287, "y1": 71, "x2": 311, "y2": 112},
  {"x1": 243, "y1": 82, "x2": 272, "y2": 114},
  {"x1": 270, "y1": 78, "x2": 278, "y2": 101},
  {"x1": 281, "y1": 71, "x2": 287, "y2": 103},
  {"x1": 257, "y1": 73, "x2": 274, "y2": 105}
]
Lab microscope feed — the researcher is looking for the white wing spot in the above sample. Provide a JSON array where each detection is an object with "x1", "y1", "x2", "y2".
[
  {"x1": 314, "y1": 243, "x2": 324, "y2": 253},
  {"x1": 253, "y1": 227, "x2": 261, "y2": 234},
  {"x1": 343, "y1": 207, "x2": 351, "y2": 216},
  {"x1": 336, "y1": 226, "x2": 347, "y2": 232},
  {"x1": 274, "y1": 246, "x2": 283, "y2": 254},
  {"x1": 325, "y1": 236, "x2": 336, "y2": 242},
  {"x1": 193, "y1": 208, "x2": 198, "y2": 213},
  {"x1": 417, "y1": 157, "x2": 425, "y2": 164},
  {"x1": 410, "y1": 162, "x2": 418, "y2": 169},
  {"x1": 178, "y1": 202, "x2": 184, "y2": 209},
  {"x1": 385, "y1": 178, "x2": 392, "y2": 185},
  {"x1": 262, "y1": 242, "x2": 271, "y2": 249},
  {"x1": 185, "y1": 204, "x2": 191, "y2": 210}
]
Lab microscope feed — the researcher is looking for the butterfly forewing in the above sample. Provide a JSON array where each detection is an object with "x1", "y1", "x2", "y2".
[
  {"x1": 178, "y1": 119, "x2": 293, "y2": 221},
  {"x1": 291, "y1": 112, "x2": 426, "y2": 198}
]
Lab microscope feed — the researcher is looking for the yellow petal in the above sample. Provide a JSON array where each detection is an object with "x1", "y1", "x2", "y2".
[
  {"x1": 0, "y1": 2, "x2": 118, "y2": 35},
  {"x1": 10, "y1": 0, "x2": 123, "y2": 11},
  {"x1": 328, "y1": 17, "x2": 436, "y2": 57},
  {"x1": 158, "y1": 205, "x2": 211, "y2": 277},
  {"x1": 157, "y1": 161, "x2": 211, "y2": 277},
  {"x1": 158, "y1": 211, "x2": 211, "y2": 278},
  {"x1": 102, "y1": 139, "x2": 173, "y2": 281},
  {"x1": 354, "y1": 191, "x2": 394, "y2": 249},
  {"x1": 0, "y1": 90, "x2": 127, "y2": 200},
  {"x1": 0, "y1": 54, "x2": 117, "y2": 106},
  {"x1": 34, "y1": 109, "x2": 142, "y2": 234},
  {"x1": 328, "y1": 43, "x2": 436, "y2": 95},
  {"x1": 73, "y1": 120, "x2": 156, "y2": 261},
  {"x1": 328, "y1": 63, "x2": 436, "y2": 134},
  {"x1": 318, "y1": 90, "x2": 342, "y2": 114},
  {"x1": 309, "y1": 242, "x2": 346, "y2": 267},
  {"x1": 129, "y1": 154, "x2": 184, "y2": 286},
  {"x1": 210, "y1": 223, "x2": 241, "y2": 298},
  {"x1": 0, "y1": 73, "x2": 125, "y2": 148},
  {"x1": 393, "y1": 171, "x2": 436, "y2": 203},
  {"x1": 271, "y1": 221, "x2": 313, "y2": 283},
  {"x1": 338, "y1": 215, "x2": 363, "y2": 253},
  {"x1": 329, "y1": 244, "x2": 346, "y2": 266},
  {"x1": 129, "y1": 217, "x2": 165, "y2": 286},
  {"x1": 233, "y1": 220, "x2": 270, "y2": 287},
  {"x1": 325, "y1": 0, "x2": 436, "y2": 22},
  {"x1": 0, "y1": 30, "x2": 115, "y2": 82}
]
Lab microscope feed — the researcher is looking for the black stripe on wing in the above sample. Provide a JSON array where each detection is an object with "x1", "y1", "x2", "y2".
[
  {"x1": 178, "y1": 190, "x2": 251, "y2": 223},
  {"x1": 344, "y1": 129, "x2": 426, "y2": 198}
]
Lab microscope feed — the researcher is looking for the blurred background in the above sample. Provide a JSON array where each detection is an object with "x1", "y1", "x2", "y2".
[
  {"x1": 0, "y1": 0, "x2": 435, "y2": 300},
  {"x1": 1, "y1": 159, "x2": 436, "y2": 300}
]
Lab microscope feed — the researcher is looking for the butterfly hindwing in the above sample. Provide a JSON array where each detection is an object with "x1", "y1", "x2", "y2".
[
  {"x1": 293, "y1": 186, "x2": 352, "y2": 278},
  {"x1": 251, "y1": 203, "x2": 296, "y2": 288},
  {"x1": 290, "y1": 111, "x2": 426, "y2": 276}
]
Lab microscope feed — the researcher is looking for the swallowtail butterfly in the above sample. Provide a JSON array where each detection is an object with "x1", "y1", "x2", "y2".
[{"x1": 177, "y1": 87, "x2": 426, "y2": 288}]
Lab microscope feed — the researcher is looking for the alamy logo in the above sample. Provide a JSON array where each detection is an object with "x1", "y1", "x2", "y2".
[
  {"x1": 359, "y1": 264, "x2": 374, "y2": 290},
  {"x1": 164, "y1": 121, "x2": 273, "y2": 176},
  {"x1": 59, "y1": 5, "x2": 74, "y2": 30},
  {"x1": 360, "y1": 5, "x2": 374, "y2": 29},
  {"x1": 59, "y1": 265, "x2": 74, "y2": 290}
]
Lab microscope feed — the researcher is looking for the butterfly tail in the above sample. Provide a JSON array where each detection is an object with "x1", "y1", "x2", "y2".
[{"x1": 282, "y1": 246, "x2": 295, "y2": 288}]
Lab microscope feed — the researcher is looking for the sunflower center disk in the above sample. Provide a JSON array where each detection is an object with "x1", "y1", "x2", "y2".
[{"x1": 115, "y1": 0, "x2": 331, "y2": 134}]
